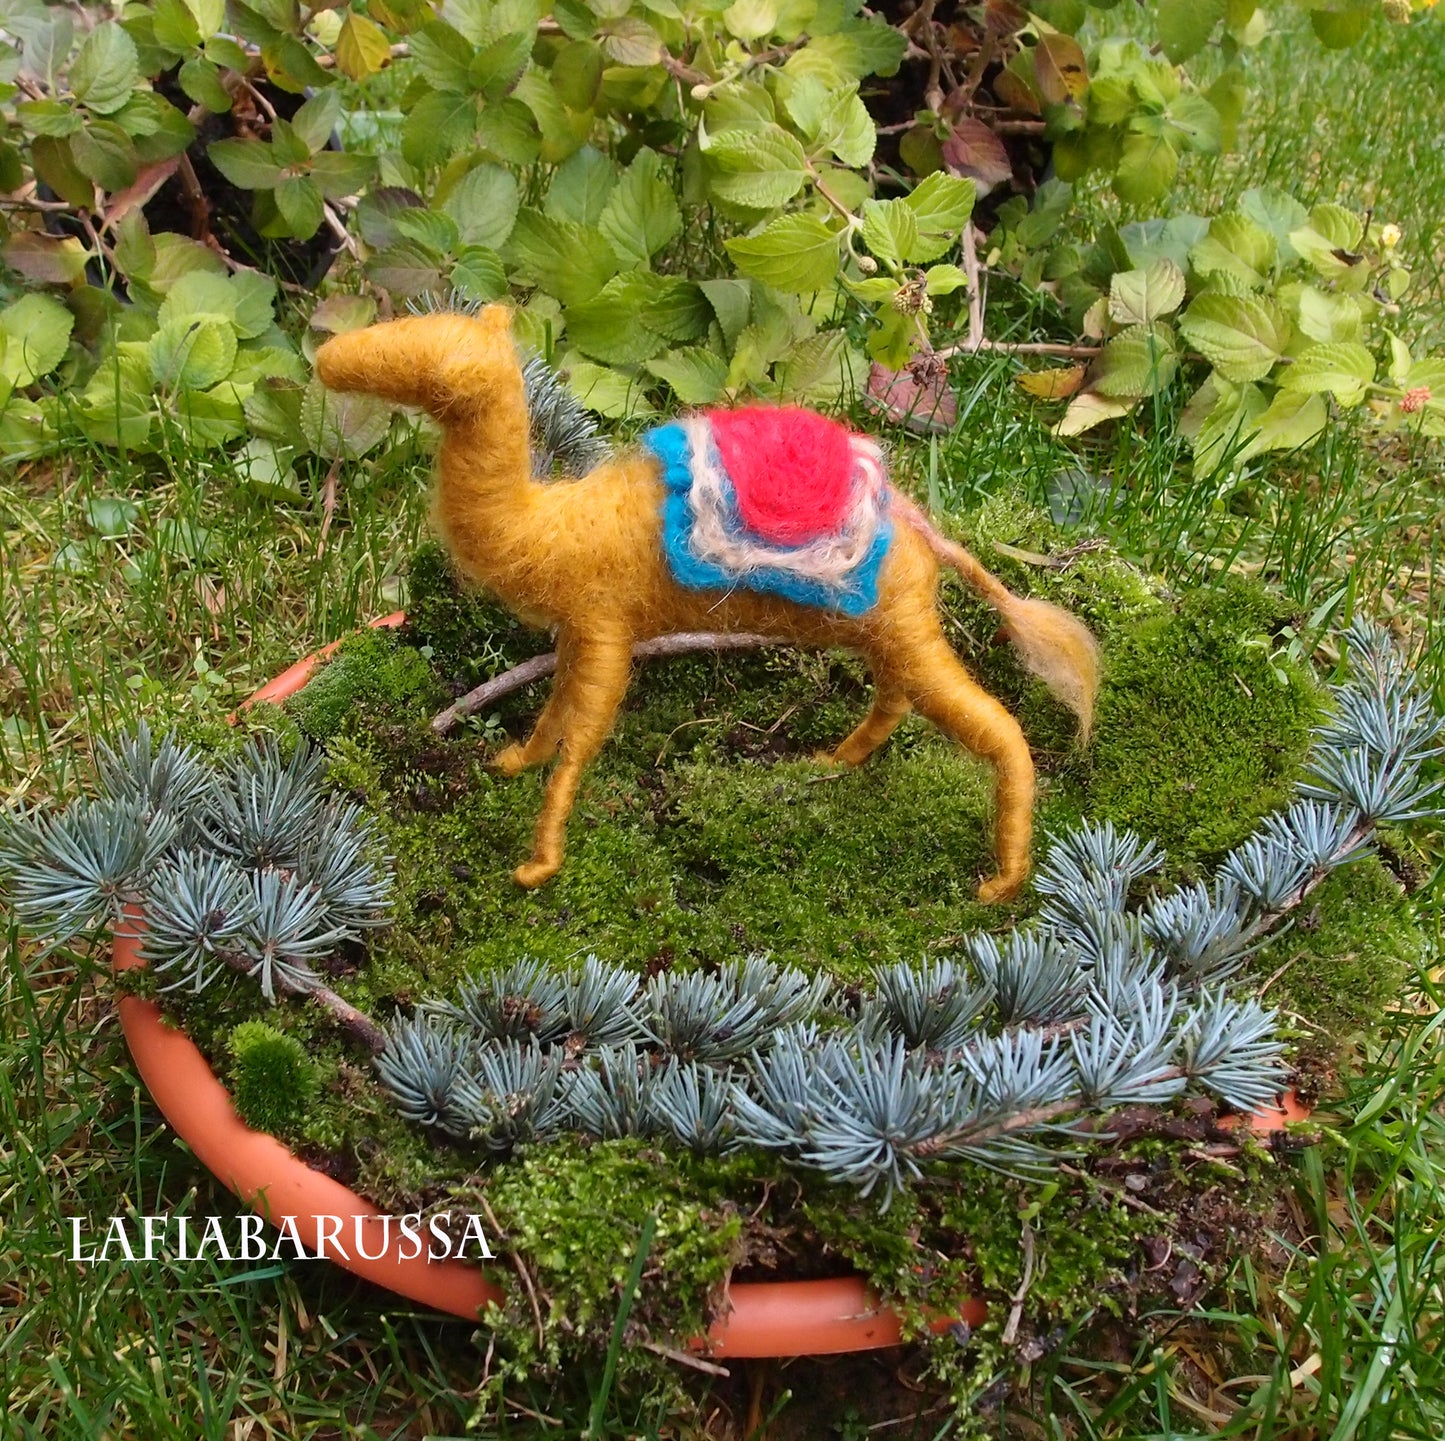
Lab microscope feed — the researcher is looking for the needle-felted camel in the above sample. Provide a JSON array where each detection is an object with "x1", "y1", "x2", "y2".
[{"x1": 315, "y1": 305, "x2": 1099, "y2": 901}]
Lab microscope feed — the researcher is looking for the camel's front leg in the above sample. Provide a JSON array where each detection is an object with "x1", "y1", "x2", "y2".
[
  {"x1": 491, "y1": 628, "x2": 581, "y2": 777},
  {"x1": 513, "y1": 630, "x2": 633, "y2": 889}
]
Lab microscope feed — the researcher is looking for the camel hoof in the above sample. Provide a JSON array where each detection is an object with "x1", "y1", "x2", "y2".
[
  {"x1": 490, "y1": 743, "x2": 528, "y2": 777},
  {"x1": 514, "y1": 858, "x2": 560, "y2": 889},
  {"x1": 977, "y1": 872, "x2": 1025, "y2": 905}
]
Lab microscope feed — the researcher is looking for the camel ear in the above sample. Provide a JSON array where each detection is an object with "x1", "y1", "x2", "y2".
[{"x1": 476, "y1": 303, "x2": 514, "y2": 338}]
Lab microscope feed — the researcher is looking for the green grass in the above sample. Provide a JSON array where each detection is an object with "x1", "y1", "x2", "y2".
[{"x1": 4, "y1": 10, "x2": 1445, "y2": 1438}]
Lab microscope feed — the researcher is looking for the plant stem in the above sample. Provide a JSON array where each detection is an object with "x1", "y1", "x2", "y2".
[
  {"x1": 219, "y1": 949, "x2": 387, "y2": 1055},
  {"x1": 431, "y1": 632, "x2": 784, "y2": 734}
]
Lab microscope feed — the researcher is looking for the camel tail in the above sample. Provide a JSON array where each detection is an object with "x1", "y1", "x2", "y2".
[{"x1": 895, "y1": 495, "x2": 1100, "y2": 741}]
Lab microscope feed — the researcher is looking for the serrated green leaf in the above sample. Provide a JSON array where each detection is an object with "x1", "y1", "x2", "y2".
[
  {"x1": 1191, "y1": 211, "x2": 1275, "y2": 290},
  {"x1": 700, "y1": 278, "x2": 751, "y2": 351},
  {"x1": 149, "y1": 314, "x2": 238, "y2": 391},
  {"x1": 706, "y1": 125, "x2": 810, "y2": 210},
  {"x1": 1157, "y1": 0, "x2": 1225, "y2": 62},
  {"x1": 1190, "y1": 379, "x2": 1266, "y2": 477},
  {"x1": 364, "y1": 239, "x2": 447, "y2": 298},
  {"x1": 178, "y1": 56, "x2": 232, "y2": 113},
  {"x1": 310, "y1": 151, "x2": 376, "y2": 201},
  {"x1": 562, "y1": 358, "x2": 655, "y2": 419},
  {"x1": 300, "y1": 373, "x2": 393, "y2": 458},
  {"x1": 274, "y1": 176, "x2": 324, "y2": 240},
  {"x1": 903, "y1": 171, "x2": 975, "y2": 236},
  {"x1": 508, "y1": 211, "x2": 619, "y2": 307},
  {"x1": 309, "y1": 294, "x2": 377, "y2": 336},
  {"x1": 1239, "y1": 186, "x2": 1308, "y2": 262},
  {"x1": 450, "y1": 244, "x2": 508, "y2": 303},
  {"x1": 411, "y1": 19, "x2": 475, "y2": 93},
  {"x1": 924, "y1": 263, "x2": 968, "y2": 296},
  {"x1": 1293, "y1": 285, "x2": 1364, "y2": 345},
  {"x1": 232, "y1": 437, "x2": 299, "y2": 498},
  {"x1": 469, "y1": 29, "x2": 532, "y2": 97},
  {"x1": 207, "y1": 137, "x2": 283, "y2": 189},
  {"x1": 16, "y1": 100, "x2": 82, "y2": 137},
  {"x1": 598, "y1": 14, "x2": 662, "y2": 65},
  {"x1": 723, "y1": 0, "x2": 777, "y2": 41},
  {"x1": 644, "y1": 347, "x2": 728, "y2": 404},
  {"x1": 860, "y1": 198, "x2": 917, "y2": 269},
  {"x1": 1163, "y1": 92, "x2": 1222, "y2": 153},
  {"x1": 440, "y1": 164, "x2": 520, "y2": 250},
  {"x1": 725, "y1": 212, "x2": 840, "y2": 294},
  {"x1": 847, "y1": 276, "x2": 900, "y2": 302},
  {"x1": 1240, "y1": 388, "x2": 1328, "y2": 458},
  {"x1": 72, "y1": 122, "x2": 138, "y2": 191},
  {"x1": 819, "y1": 89, "x2": 875, "y2": 169},
  {"x1": 157, "y1": 271, "x2": 237, "y2": 329},
  {"x1": 1386, "y1": 332, "x2": 1412, "y2": 386},
  {"x1": 1108, "y1": 259, "x2": 1185, "y2": 326},
  {"x1": 229, "y1": 344, "x2": 304, "y2": 385},
  {"x1": 550, "y1": 39, "x2": 604, "y2": 110},
  {"x1": 1092, "y1": 322, "x2": 1178, "y2": 398},
  {"x1": 566, "y1": 278, "x2": 666, "y2": 365},
  {"x1": 391, "y1": 207, "x2": 460, "y2": 254},
  {"x1": 1310, "y1": 202, "x2": 1363, "y2": 251},
  {"x1": 545, "y1": 145, "x2": 616, "y2": 227},
  {"x1": 644, "y1": 278, "x2": 712, "y2": 343},
  {"x1": 1114, "y1": 133, "x2": 1178, "y2": 206},
  {"x1": 71, "y1": 23, "x2": 140, "y2": 116},
  {"x1": 1178, "y1": 293, "x2": 1290, "y2": 383},
  {"x1": 598, "y1": 148, "x2": 680, "y2": 269},
  {"x1": 477, "y1": 94, "x2": 543, "y2": 165},
  {"x1": 1278, "y1": 341, "x2": 1375, "y2": 405},
  {"x1": 771, "y1": 330, "x2": 862, "y2": 404},
  {"x1": 0, "y1": 293, "x2": 74, "y2": 387},
  {"x1": 402, "y1": 91, "x2": 480, "y2": 169}
]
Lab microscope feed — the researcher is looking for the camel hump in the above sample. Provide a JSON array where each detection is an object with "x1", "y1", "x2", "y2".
[
  {"x1": 705, "y1": 406, "x2": 856, "y2": 546},
  {"x1": 642, "y1": 410, "x2": 893, "y2": 617}
]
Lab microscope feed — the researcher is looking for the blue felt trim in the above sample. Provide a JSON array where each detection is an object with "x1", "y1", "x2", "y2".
[{"x1": 642, "y1": 421, "x2": 891, "y2": 617}]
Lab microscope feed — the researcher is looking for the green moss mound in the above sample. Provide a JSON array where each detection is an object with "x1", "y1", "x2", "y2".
[
  {"x1": 1252, "y1": 851, "x2": 1420, "y2": 1036},
  {"x1": 226, "y1": 1020, "x2": 319, "y2": 1134},
  {"x1": 1085, "y1": 578, "x2": 1321, "y2": 865},
  {"x1": 285, "y1": 626, "x2": 446, "y2": 742},
  {"x1": 151, "y1": 503, "x2": 1431, "y2": 1416}
]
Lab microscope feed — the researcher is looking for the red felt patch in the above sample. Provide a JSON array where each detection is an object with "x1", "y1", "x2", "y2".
[{"x1": 706, "y1": 406, "x2": 856, "y2": 546}]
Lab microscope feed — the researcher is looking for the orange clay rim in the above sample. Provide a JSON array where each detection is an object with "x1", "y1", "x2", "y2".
[{"x1": 114, "y1": 612, "x2": 1309, "y2": 1358}]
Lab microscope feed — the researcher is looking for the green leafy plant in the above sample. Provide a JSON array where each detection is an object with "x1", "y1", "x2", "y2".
[
  {"x1": 1008, "y1": 190, "x2": 1445, "y2": 468},
  {"x1": 2, "y1": 0, "x2": 1436, "y2": 457}
]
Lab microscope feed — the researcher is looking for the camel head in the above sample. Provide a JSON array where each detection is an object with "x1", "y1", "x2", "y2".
[{"x1": 314, "y1": 304, "x2": 522, "y2": 427}]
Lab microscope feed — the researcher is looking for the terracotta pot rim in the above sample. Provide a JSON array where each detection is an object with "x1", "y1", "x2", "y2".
[{"x1": 113, "y1": 612, "x2": 1309, "y2": 1359}]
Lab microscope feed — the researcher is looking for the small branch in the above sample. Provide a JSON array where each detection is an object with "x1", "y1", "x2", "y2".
[
  {"x1": 1000, "y1": 1218, "x2": 1035, "y2": 1346},
  {"x1": 480, "y1": 1194, "x2": 546, "y2": 1354},
  {"x1": 219, "y1": 950, "x2": 387, "y2": 1055},
  {"x1": 935, "y1": 336, "x2": 1103, "y2": 361},
  {"x1": 641, "y1": 1340, "x2": 731, "y2": 1377},
  {"x1": 431, "y1": 632, "x2": 784, "y2": 734},
  {"x1": 315, "y1": 458, "x2": 340, "y2": 558},
  {"x1": 961, "y1": 223, "x2": 984, "y2": 354}
]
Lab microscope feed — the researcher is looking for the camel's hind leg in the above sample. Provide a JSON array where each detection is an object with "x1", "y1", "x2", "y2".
[
  {"x1": 513, "y1": 629, "x2": 632, "y2": 889},
  {"x1": 819, "y1": 682, "x2": 911, "y2": 767},
  {"x1": 889, "y1": 637, "x2": 1036, "y2": 902}
]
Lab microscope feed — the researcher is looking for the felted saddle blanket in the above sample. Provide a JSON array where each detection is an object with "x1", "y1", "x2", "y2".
[{"x1": 643, "y1": 407, "x2": 893, "y2": 616}]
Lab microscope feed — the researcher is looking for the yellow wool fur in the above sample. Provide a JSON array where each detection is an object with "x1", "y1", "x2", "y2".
[{"x1": 315, "y1": 306, "x2": 1100, "y2": 900}]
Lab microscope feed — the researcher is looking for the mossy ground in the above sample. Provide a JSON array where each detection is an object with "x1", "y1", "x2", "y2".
[{"x1": 147, "y1": 497, "x2": 1429, "y2": 1413}]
